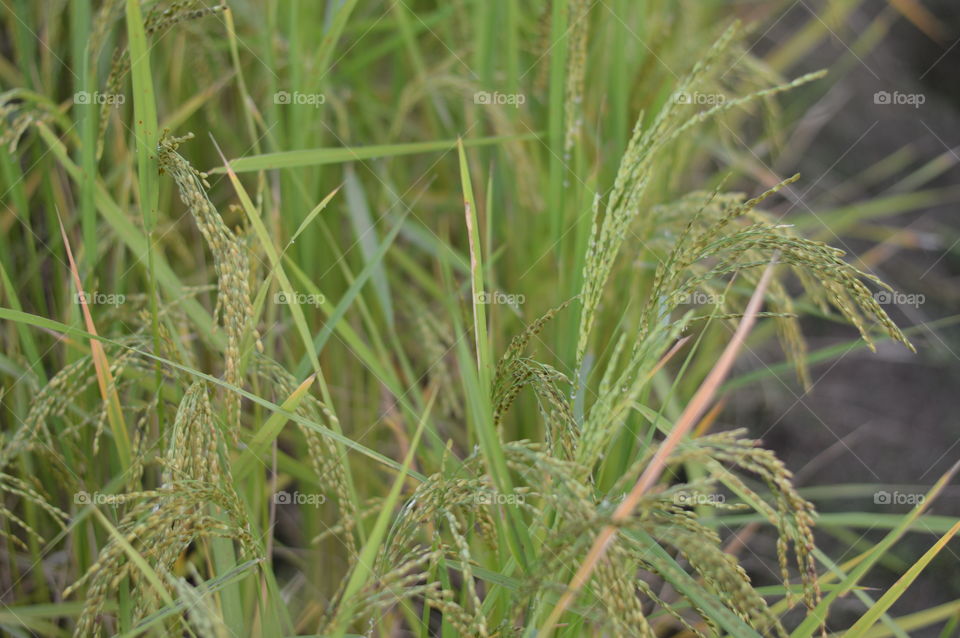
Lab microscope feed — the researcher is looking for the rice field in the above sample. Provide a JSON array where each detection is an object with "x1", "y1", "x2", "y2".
[{"x1": 1, "y1": 1, "x2": 958, "y2": 636}]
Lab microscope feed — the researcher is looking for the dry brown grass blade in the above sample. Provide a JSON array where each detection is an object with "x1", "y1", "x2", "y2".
[
  {"x1": 56, "y1": 211, "x2": 133, "y2": 471},
  {"x1": 540, "y1": 257, "x2": 780, "y2": 635},
  {"x1": 692, "y1": 397, "x2": 727, "y2": 438},
  {"x1": 888, "y1": 0, "x2": 947, "y2": 44},
  {"x1": 650, "y1": 336, "x2": 691, "y2": 380}
]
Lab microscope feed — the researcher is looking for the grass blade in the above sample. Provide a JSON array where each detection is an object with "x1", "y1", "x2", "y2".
[
  {"x1": 216, "y1": 134, "x2": 540, "y2": 173},
  {"x1": 842, "y1": 520, "x2": 960, "y2": 638},
  {"x1": 56, "y1": 213, "x2": 132, "y2": 472}
]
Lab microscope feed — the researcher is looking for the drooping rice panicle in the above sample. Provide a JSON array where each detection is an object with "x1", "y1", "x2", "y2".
[{"x1": 158, "y1": 132, "x2": 260, "y2": 441}]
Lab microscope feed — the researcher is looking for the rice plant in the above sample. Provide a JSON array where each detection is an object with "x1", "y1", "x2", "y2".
[{"x1": 0, "y1": 1, "x2": 956, "y2": 637}]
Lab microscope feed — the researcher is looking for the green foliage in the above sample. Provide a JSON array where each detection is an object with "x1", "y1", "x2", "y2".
[{"x1": 0, "y1": 2, "x2": 950, "y2": 637}]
